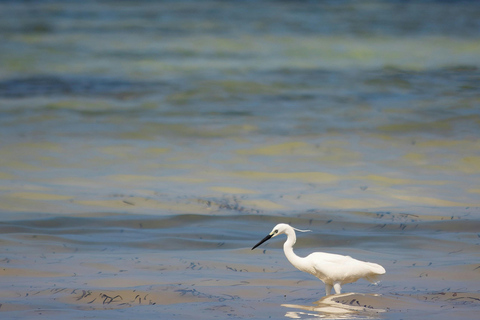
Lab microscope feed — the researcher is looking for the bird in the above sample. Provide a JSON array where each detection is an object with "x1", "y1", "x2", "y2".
[{"x1": 252, "y1": 223, "x2": 386, "y2": 296}]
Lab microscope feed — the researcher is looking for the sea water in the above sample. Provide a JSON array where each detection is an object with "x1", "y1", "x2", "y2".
[{"x1": 0, "y1": 1, "x2": 479, "y2": 319}]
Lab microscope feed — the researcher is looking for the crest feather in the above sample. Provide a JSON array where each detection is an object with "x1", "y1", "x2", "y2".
[{"x1": 293, "y1": 227, "x2": 311, "y2": 233}]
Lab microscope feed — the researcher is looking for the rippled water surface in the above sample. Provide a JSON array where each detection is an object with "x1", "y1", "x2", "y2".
[{"x1": 0, "y1": 1, "x2": 479, "y2": 319}]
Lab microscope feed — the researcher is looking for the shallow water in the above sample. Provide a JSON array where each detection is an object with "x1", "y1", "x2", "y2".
[
  {"x1": 0, "y1": 212, "x2": 479, "y2": 319},
  {"x1": 0, "y1": 0, "x2": 479, "y2": 319}
]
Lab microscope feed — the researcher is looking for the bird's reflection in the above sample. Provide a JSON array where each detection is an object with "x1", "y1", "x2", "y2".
[{"x1": 282, "y1": 293, "x2": 386, "y2": 319}]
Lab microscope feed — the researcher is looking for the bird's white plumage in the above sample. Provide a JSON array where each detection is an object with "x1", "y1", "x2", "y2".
[{"x1": 252, "y1": 223, "x2": 385, "y2": 295}]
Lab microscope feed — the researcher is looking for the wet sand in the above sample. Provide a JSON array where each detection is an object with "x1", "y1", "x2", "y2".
[{"x1": 0, "y1": 211, "x2": 479, "y2": 319}]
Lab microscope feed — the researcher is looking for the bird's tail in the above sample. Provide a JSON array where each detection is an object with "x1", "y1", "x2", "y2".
[
  {"x1": 365, "y1": 273, "x2": 383, "y2": 284},
  {"x1": 364, "y1": 262, "x2": 386, "y2": 284}
]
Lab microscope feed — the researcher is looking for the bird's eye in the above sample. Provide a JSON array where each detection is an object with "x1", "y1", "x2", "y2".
[{"x1": 274, "y1": 230, "x2": 278, "y2": 234}]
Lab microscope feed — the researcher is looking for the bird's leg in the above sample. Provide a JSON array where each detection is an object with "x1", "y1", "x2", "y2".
[
  {"x1": 333, "y1": 282, "x2": 342, "y2": 294},
  {"x1": 325, "y1": 284, "x2": 333, "y2": 296}
]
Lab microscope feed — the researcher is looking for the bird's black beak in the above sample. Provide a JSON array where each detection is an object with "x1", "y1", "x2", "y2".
[{"x1": 252, "y1": 233, "x2": 273, "y2": 250}]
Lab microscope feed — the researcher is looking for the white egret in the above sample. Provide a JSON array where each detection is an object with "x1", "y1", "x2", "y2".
[{"x1": 252, "y1": 223, "x2": 386, "y2": 296}]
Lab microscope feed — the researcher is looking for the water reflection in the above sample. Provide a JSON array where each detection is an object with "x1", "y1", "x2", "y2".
[{"x1": 283, "y1": 293, "x2": 386, "y2": 319}]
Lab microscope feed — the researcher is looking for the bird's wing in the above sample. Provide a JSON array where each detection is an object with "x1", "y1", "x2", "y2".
[{"x1": 308, "y1": 252, "x2": 354, "y2": 265}]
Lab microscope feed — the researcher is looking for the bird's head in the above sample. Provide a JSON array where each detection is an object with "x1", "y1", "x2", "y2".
[
  {"x1": 269, "y1": 223, "x2": 290, "y2": 237},
  {"x1": 251, "y1": 223, "x2": 310, "y2": 250}
]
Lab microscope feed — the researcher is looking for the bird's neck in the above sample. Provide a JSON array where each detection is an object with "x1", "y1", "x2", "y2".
[{"x1": 283, "y1": 229, "x2": 305, "y2": 271}]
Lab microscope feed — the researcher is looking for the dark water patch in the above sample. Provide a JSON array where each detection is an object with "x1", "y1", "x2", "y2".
[
  {"x1": 260, "y1": 66, "x2": 480, "y2": 97},
  {"x1": 0, "y1": 211, "x2": 477, "y2": 253},
  {"x1": 1, "y1": 210, "x2": 474, "y2": 234},
  {"x1": 2, "y1": 0, "x2": 480, "y2": 38},
  {"x1": 0, "y1": 76, "x2": 165, "y2": 98},
  {"x1": 102, "y1": 48, "x2": 256, "y2": 61}
]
